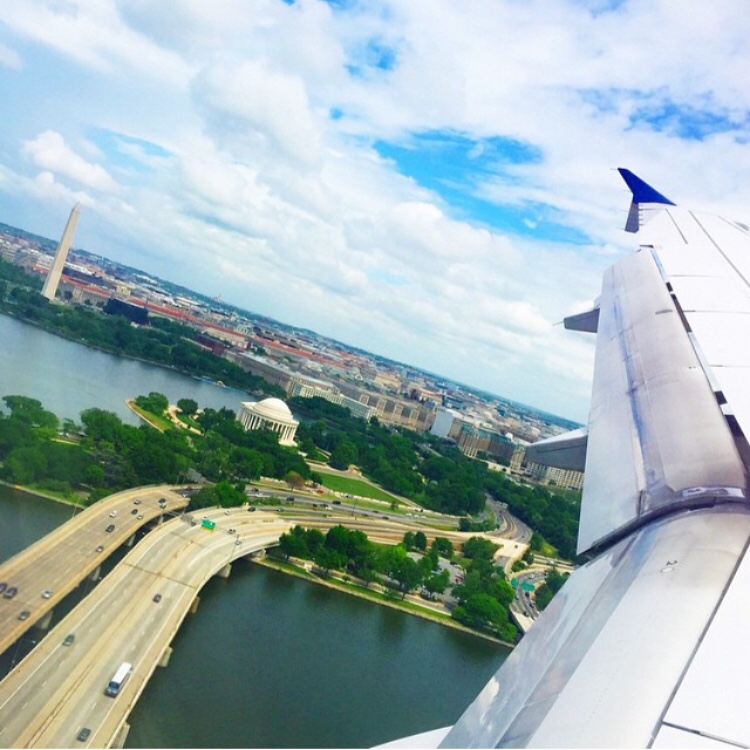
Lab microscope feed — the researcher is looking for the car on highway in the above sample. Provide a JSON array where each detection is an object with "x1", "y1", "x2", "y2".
[
  {"x1": 76, "y1": 727, "x2": 91, "y2": 742},
  {"x1": 18, "y1": 610, "x2": 29, "y2": 620},
  {"x1": 248, "y1": 507, "x2": 257, "y2": 512},
  {"x1": 131, "y1": 509, "x2": 138, "y2": 515},
  {"x1": 153, "y1": 593, "x2": 162, "y2": 603},
  {"x1": 95, "y1": 545, "x2": 104, "y2": 553},
  {"x1": 42, "y1": 589, "x2": 53, "y2": 599},
  {"x1": 137, "y1": 513, "x2": 143, "y2": 520},
  {"x1": 0, "y1": 582, "x2": 6, "y2": 595},
  {"x1": 3, "y1": 586, "x2": 18, "y2": 599},
  {"x1": 133, "y1": 499, "x2": 141, "y2": 505},
  {"x1": 63, "y1": 634, "x2": 75, "y2": 646},
  {"x1": 105, "y1": 524, "x2": 115, "y2": 533},
  {"x1": 109, "y1": 510, "x2": 117, "y2": 518}
]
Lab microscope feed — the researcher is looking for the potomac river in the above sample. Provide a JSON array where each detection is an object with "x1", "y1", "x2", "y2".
[{"x1": 0, "y1": 314, "x2": 507, "y2": 748}]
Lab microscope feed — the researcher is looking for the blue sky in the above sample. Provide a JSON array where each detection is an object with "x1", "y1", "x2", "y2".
[
  {"x1": 1, "y1": 1, "x2": 750, "y2": 422},
  {"x1": 374, "y1": 132, "x2": 590, "y2": 243}
]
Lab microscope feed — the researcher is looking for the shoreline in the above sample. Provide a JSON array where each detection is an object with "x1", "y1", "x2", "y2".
[
  {"x1": 253, "y1": 555, "x2": 514, "y2": 649},
  {"x1": 0, "y1": 310, "x2": 266, "y2": 399},
  {"x1": 0, "y1": 478, "x2": 81, "y2": 508},
  {"x1": 1, "y1": 473, "x2": 517, "y2": 649}
]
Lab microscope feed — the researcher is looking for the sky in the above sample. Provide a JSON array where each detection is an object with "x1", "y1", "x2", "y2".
[{"x1": 2, "y1": 1, "x2": 750, "y2": 423}]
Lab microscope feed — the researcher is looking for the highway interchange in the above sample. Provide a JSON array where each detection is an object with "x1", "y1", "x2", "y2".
[
  {"x1": 0, "y1": 505, "x2": 290, "y2": 748},
  {"x1": 0, "y1": 483, "x2": 559, "y2": 748}
]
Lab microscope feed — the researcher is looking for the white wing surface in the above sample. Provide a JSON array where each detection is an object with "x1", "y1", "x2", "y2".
[{"x1": 438, "y1": 170, "x2": 750, "y2": 748}]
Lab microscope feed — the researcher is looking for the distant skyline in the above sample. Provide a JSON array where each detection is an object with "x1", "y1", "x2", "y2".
[{"x1": 2, "y1": 2, "x2": 750, "y2": 422}]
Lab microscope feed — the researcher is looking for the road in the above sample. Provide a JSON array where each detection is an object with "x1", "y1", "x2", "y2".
[
  {"x1": 0, "y1": 486, "x2": 188, "y2": 658},
  {"x1": 0, "y1": 494, "x2": 532, "y2": 747},
  {"x1": 0, "y1": 507, "x2": 290, "y2": 749},
  {"x1": 486, "y1": 498, "x2": 533, "y2": 543},
  {"x1": 278, "y1": 510, "x2": 474, "y2": 548}
]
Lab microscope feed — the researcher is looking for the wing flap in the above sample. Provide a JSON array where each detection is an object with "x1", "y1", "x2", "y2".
[{"x1": 579, "y1": 248, "x2": 746, "y2": 553}]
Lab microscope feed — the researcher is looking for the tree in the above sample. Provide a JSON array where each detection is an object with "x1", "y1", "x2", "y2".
[
  {"x1": 535, "y1": 569, "x2": 569, "y2": 610},
  {"x1": 424, "y1": 569, "x2": 450, "y2": 597},
  {"x1": 177, "y1": 398, "x2": 199, "y2": 416},
  {"x1": 80, "y1": 408, "x2": 124, "y2": 445},
  {"x1": 358, "y1": 567, "x2": 379, "y2": 588},
  {"x1": 279, "y1": 526, "x2": 312, "y2": 559},
  {"x1": 452, "y1": 593, "x2": 504, "y2": 631},
  {"x1": 135, "y1": 392, "x2": 169, "y2": 416},
  {"x1": 2, "y1": 395, "x2": 58, "y2": 430},
  {"x1": 284, "y1": 470, "x2": 305, "y2": 491},
  {"x1": 431, "y1": 537, "x2": 454, "y2": 559},
  {"x1": 329, "y1": 440, "x2": 358, "y2": 470},
  {"x1": 390, "y1": 555, "x2": 424, "y2": 599},
  {"x1": 413, "y1": 530, "x2": 427, "y2": 551},
  {"x1": 462, "y1": 536, "x2": 499, "y2": 561},
  {"x1": 313, "y1": 546, "x2": 345, "y2": 575},
  {"x1": 402, "y1": 531, "x2": 416, "y2": 550}
]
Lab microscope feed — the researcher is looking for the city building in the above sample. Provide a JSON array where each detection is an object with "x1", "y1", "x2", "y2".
[
  {"x1": 236, "y1": 398, "x2": 299, "y2": 446},
  {"x1": 511, "y1": 445, "x2": 584, "y2": 491}
]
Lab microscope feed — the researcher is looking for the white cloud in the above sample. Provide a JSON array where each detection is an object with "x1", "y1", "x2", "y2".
[
  {"x1": 2, "y1": 0, "x2": 750, "y2": 420},
  {"x1": 22, "y1": 130, "x2": 119, "y2": 194},
  {"x1": 0, "y1": 1, "x2": 190, "y2": 83}
]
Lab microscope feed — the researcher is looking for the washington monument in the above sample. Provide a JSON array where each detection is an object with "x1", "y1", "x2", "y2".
[{"x1": 41, "y1": 203, "x2": 81, "y2": 301}]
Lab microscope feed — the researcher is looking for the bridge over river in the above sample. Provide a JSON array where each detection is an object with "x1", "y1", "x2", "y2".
[
  {"x1": 0, "y1": 505, "x2": 290, "y2": 748},
  {"x1": 0, "y1": 486, "x2": 189, "y2": 658}
]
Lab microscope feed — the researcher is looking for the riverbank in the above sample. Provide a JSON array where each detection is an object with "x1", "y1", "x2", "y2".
[
  {"x1": 254, "y1": 554, "x2": 514, "y2": 648},
  {"x1": 0, "y1": 310, "x2": 266, "y2": 400},
  {"x1": 0, "y1": 478, "x2": 81, "y2": 509}
]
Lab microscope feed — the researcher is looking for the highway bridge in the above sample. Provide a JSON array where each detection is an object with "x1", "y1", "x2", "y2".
[
  {"x1": 0, "y1": 491, "x2": 532, "y2": 748},
  {"x1": 0, "y1": 506, "x2": 290, "y2": 748},
  {"x1": 0, "y1": 486, "x2": 189, "y2": 658}
]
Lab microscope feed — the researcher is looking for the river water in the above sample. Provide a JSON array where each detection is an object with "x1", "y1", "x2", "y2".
[
  {"x1": 0, "y1": 314, "x2": 508, "y2": 747},
  {"x1": 0, "y1": 314, "x2": 248, "y2": 425}
]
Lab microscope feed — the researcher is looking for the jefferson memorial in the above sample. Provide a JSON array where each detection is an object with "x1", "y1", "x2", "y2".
[{"x1": 236, "y1": 397, "x2": 299, "y2": 447}]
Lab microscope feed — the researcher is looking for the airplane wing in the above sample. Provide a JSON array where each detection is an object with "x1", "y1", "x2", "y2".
[{"x1": 437, "y1": 170, "x2": 750, "y2": 748}]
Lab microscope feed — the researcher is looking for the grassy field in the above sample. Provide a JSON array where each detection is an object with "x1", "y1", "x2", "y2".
[
  {"x1": 127, "y1": 401, "x2": 173, "y2": 432},
  {"x1": 317, "y1": 473, "x2": 400, "y2": 503}
]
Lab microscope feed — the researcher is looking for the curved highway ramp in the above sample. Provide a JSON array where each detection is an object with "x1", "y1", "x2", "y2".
[
  {"x1": 0, "y1": 507, "x2": 290, "y2": 748},
  {"x1": 0, "y1": 486, "x2": 189, "y2": 658}
]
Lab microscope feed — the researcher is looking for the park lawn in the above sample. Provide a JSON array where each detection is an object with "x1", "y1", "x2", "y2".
[
  {"x1": 129, "y1": 402, "x2": 173, "y2": 432},
  {"x1": 177, "y1": 413, "x2": 202, "y2": 431},
  {"x1": 317, "y1": 473, "x2": 400, "y2": 503}
]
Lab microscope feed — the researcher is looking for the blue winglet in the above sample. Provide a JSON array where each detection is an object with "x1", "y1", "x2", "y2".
[{"x1": 618, "y1": 168, "x2": 675, "y2": 206}]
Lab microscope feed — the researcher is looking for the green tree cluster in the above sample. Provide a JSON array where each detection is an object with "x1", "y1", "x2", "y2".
[
  {"x1": 534, "y1": 568, "x2": 569, "y2": 610},
  {"x1": 0, "y1": 266, "x2": 283, "y2": 399},
  {"x1": 0, "y1": 397, "x2": 93, "y2": 493},
  {"x1": 450, "y1": 536, "x2": 517, "y2": 642},
  {"x1": 0, "y1": 393, "x2": 320, "y2": 504},
  {"x1": 290, "y1": 398, "x2": 579, "y2": 556},
  {"x1": 135, "y1": 392, "x2": 169, "y2": 416}
]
